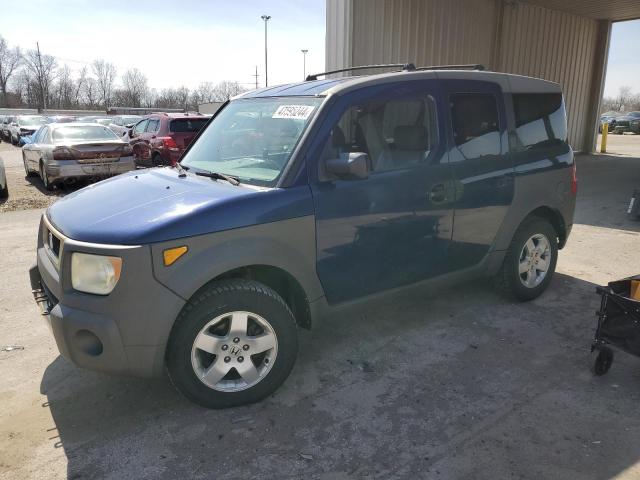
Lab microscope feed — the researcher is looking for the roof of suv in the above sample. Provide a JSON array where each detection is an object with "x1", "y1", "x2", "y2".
[
  {"x1": 149, "y1": 112, "x2": 205, "y2": 119},
  {"x1": 238, "y1": 69, "x2": 561, "y2": 99}
]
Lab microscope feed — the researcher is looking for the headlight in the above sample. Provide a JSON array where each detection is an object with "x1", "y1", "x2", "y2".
[{"x1": 71, "y1": 253, "x2": 122, "y2": 295}]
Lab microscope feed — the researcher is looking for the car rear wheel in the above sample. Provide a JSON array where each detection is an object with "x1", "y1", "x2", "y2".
[
  {"x1": 39, "y1": 162, "x2": 53, "y2": 191},
  {"x1": 166, "y1": 279, "x2": 298, "y2": 409},
  {"x1": 495, "y1": 217, "x2": 558, "y2": 301}
]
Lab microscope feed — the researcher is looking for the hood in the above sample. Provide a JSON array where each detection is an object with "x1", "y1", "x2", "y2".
[{"x1": 47, "y1": 168, "x2": 313, "y2": 245}]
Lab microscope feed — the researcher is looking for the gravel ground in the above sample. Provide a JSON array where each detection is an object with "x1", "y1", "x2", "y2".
[{"x1": 0, "y1": 142, "x2": 67, "y2": 213}]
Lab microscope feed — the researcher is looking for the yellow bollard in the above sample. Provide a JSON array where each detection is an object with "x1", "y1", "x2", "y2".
[{"x1": 600, "y1": 122, "x2": 608, "y2": 153}]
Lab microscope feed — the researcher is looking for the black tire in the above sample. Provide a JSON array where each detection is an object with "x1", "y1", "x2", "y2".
[
  {"x1": 593, "y1": 347, "x2": 613, "y2": 376},
  {"x1": 11, "y1": 135, "x2": 17, "y2": 146},
  {"x1": 166, "y1": 279, "x2": 299, "y2": 409},
  {"x1": 0, "y1": 183, "x2": 8, "y2": 199},
  {"x1": 23, "y1": 153, "x2": 36, "y2": 177},
  {"x1": 152, "y1": 153, "x2": 165, "y2": 167},
  {"x1": 40, "y1": 162, "x2": 53, "y2": 191},
  {"x1": 495, "y1": 217, "x2": 558, "y2": 301}
]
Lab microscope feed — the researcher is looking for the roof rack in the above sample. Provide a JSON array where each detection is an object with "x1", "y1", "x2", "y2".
[
  {"x1": 415, "y1": 64, "x2": 485, "y2": 71},
  {"x1": 305, "y1": 63, "x2": 416, "y2": 81},
  {"x1": 305, "y1": 63, "x2": 485, "y2": 81}
]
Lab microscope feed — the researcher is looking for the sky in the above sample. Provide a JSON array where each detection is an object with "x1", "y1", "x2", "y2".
[
  {"x1": 0, "y1": 0, "x2": 326, "y2": 91},
  {"x1": 603, "y1": 19, "x2": 640, "y2": 98},
  {"x1": 0, "y1": 1, "x2": 637, "y2": 99}
]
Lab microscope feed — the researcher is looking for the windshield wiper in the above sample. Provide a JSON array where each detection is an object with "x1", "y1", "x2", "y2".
[
  {"x1": 173, "y1": 162, "x2": 188, "y2": 178},
  {"x1": 195, "y1": 170, "x2": 240, "y2": 186}
]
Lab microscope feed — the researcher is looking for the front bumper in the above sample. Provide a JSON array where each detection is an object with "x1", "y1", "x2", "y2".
[
  {"x1": 46, "y1": 157, "x2": 136, "y2": 181},
  {"x1": 31, "y1": 215, "x2": 186, "y2": 377}
]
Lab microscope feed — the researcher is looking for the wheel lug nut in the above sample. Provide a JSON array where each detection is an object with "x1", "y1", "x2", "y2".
[
  {"x1": 224, "y1": 356, "x2": 231, "y2": 363},
  {"x1": 221, "y1": 345, "x2": 228, "y2": 351},
  {"x1": 233, "y1": 337, "x2": 240, "y2": 343},
  {"x1": 243, "y1": 344, "x2": 249, "y2": 351},
  {"x1": 237, "y1": 356, "x2": 244, "y2": 363}
]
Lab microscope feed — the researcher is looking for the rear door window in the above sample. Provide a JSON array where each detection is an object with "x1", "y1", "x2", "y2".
[
  {"x1": 170, "y1": 118, "x2": 208, "y2": 133},
  {"x1": 512, "y1": 93, "x2": 567, "y2": 150},
  {"x1": 450, "y1": 93, "x2": 500, "y2": 157}
]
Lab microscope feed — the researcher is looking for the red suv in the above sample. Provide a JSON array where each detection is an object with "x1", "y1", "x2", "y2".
[{"x1": 128, "y1": 113, "x2": 209, "y2": 167}]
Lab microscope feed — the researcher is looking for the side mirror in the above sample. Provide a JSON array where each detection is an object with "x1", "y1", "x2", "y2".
[{"x1": 325, "y1": 152, "x2": 370, "y2": 180}]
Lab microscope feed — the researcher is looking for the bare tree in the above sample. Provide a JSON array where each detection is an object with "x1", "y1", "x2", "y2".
[
  {"x1": 73, "y1": 66, "x2": 88, "y2": 106},
  {"x1": 23, "y1": 47, "x2": 57, "y2": 110},
  {"x1": 0, "y1": 36, "x2": 21, "y2": 107},
  {"x1": 612, "y1": 86, "x2": 633, "y2": 112},
  {"x1": 211, "y1": 80, "x2": 246, "y2": 102},
  {"x1": 82, "y1": 77, "x2": 99, "y2": 108},
  {"x1": 121, "y1": 68, "x2": 148, "y2": 107},
  {"x1": 92, "y1": 59, "x2": 117, "y2": 108},
  {"x1": 53, "y1": 64, "x2": 75, "y2": 108},
  {"x1": 196, "y1": 81, "x2": 215, "y2": 103}
]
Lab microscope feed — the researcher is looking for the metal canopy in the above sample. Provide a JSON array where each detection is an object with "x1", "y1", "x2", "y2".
[{"x1": 524, "y1": 0, "x2": 640, "y2": 21}]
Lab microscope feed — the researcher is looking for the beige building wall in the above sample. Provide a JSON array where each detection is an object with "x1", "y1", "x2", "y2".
[{"x1": 325, "y1": 0, "x2": 611, "y2": 152}]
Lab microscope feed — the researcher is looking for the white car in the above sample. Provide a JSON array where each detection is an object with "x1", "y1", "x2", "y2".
[
  {"x1": 108, "y1": 115, "x2": 143, "y2": 137},
  {"x1": 9, "y1": 115, "x2": 48, "y2": 145},
  {"x1": 0, "y1": 157, "x2": 7, "y2": 199}
]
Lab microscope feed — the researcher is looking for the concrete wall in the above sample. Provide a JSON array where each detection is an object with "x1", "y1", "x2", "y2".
[{"x1": 325, "y1": 0, "x2": 611, "y2": 152}]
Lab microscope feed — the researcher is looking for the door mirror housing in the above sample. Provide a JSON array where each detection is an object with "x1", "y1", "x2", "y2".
[{"x1": 325, "y1": 152, "x2": 370, "y2": 180}]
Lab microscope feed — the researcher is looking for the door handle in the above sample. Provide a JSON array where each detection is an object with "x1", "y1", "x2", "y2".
[{"x1": 429, "y1": 183, "x2": 447, "y2": 203}]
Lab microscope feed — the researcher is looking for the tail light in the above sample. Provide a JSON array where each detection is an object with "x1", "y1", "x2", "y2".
[
  {"x1": 159, "y1": 136, "x2": 179, "y2": 151},
  {"x1": 53, "y1": 147, "x2": 75, "y2": 160},
  {"x1": 121, "y1": 144, "x2": 133, "y2": 156},
  {"x1": 570, "y1": 162, "x2": 577, "y2": 195}
]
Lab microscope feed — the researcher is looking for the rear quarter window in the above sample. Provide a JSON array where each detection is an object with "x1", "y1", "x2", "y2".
[
  {"x1": 512, "y1": 93, "x2": 567, "y2": 150},
  {"x1": 170, "y1": 118, "x2": 208, "y2": 133}
]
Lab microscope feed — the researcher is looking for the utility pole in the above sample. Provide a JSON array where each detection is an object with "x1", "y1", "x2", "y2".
[
  {"x1": 301, "y1": 49, "x2": 308, "y2": 80},
  {"x1": 261, "y1": 15, "x2": 271, "y2": 87},
  {"x1": 252, "y1": 65, "x2": 259, "y2": 90},
  {"x1": 36, "y1": 42, "x2": 47, "y2": 111}
]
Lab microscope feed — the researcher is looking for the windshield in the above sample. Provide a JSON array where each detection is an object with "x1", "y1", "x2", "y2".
[
  {"x1": 19, "y1": 116, "x2": 47, "y2": 127},
  {"x1": 121, "y1": 116, "x2": 141, "y2": 125},
  {"x1": 181, "y1": 97, "x2": 323, "y2": 186},
  {"x1": 53, "y1": 125, "x2": 119, "y2": 142}
]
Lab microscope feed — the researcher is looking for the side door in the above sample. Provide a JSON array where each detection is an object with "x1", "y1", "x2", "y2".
[
  {"x1": 309, "y1": 80, "x2": 455, "y2": 304},
  {"x1": 27, "y1": 126, "x2": 48, "y2": 169},
  {"x1": 442, "y1": 81, "x2": 513, "y2": 270},
  {"x1": 129, "y1": 119, "x2": 149, "y2": 164},
  {"x1": 145, "y1": 118, "x2": 161, "y2": 163}
]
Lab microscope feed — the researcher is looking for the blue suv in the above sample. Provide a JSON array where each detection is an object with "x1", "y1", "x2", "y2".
[{"x1": 31, "y1": 65, "x2": 576, "y2": 408}]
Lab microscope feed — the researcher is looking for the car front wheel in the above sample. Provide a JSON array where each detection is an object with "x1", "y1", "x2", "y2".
[
  {"x1": 166, "y1": 279, "x2": 298, "y2": 409},
  {"x1": 495, "y1": 217, "x2": 558, "y2": 301}
]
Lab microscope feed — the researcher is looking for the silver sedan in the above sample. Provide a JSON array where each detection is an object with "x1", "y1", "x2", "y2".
[{"x1": 22, "y1": 123, "x2": 136, "y2": 190}]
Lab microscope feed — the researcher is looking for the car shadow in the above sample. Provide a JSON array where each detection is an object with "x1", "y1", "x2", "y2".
[
  {"x1": 39, "y1": 272, "x2": 640, "y2": 479},
  {"x1": 24, "y1": 175, "x2": 89, "y2": 197},
  {"x1": 575, "y1": 153, "x2": 640, "y2": 233}
]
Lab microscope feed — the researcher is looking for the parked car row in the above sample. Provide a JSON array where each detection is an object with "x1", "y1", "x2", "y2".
[
  {"x1": 0, "y1": 111, "x2": 209, "y2": 191},
  {"x1": 598, "y1": 111, "x2": 640, "y2": 134}
]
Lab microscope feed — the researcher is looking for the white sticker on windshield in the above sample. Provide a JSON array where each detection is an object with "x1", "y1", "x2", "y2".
[{"x1": 272, "y1": 105, "x2": 315, "y2": 120}]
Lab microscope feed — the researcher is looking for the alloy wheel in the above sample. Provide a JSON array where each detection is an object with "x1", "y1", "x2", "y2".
[
  {"x1": 191, "y1": 311, "x2": 278, "y2": 392},
  {"x1": 518, "y1": 233, "x2": 551, "y2": 288}
]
